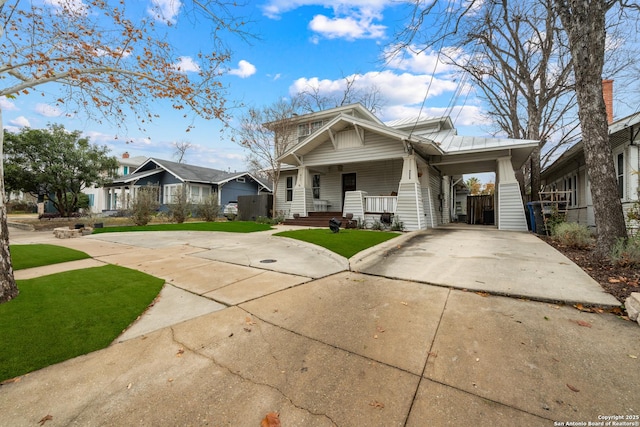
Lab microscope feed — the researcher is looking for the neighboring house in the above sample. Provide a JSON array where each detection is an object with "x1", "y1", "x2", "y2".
[
  {"x1": 83, "y1": 152, "x2": 146, "y2": 213},
  {"x1": 104, "y1": 158, "x2": 270, "y2": 213},
  {"x1": 541, "y1": 111, "x2": 640, "y2": 232},
  {"x1": 274, "y1": 103, "x2": 538, "y2": 231}
]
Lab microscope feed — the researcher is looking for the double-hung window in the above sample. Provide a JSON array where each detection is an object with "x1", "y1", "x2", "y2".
[
  {"x1": 286, "y1": 176, "x2": 294, "y2": 202},
  {"x1": 617, "y1": 152, "x2": 625, "y2": 199},
  {"x1": 312, "y1": 174, "x2": 320, "y2": 199}
]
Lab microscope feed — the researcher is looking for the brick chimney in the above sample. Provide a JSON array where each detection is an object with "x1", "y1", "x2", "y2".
[
  {"x1": 122, "y1": 151, "x2": 130, "y2": 159},
  {"x1": 602, "y1": 79, "x2": 614, "y2": 123}
]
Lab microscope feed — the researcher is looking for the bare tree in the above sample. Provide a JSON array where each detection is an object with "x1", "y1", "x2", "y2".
[
  {"x1": 395, "y1": 0, "x2": 638, "y2": 256},
  {"x1": 395, "y1": 0, "x2": 579, "y2": 200},
  {"x1": 173, "y1": 140, "x2": 194, "y2": 164},
  {"x1": 296, "y1": 74, "x2": 385, "y2": 114},
  {"x1": 234, "y1": 99, "x2": 301, "y2": 215},
  {"x1": 553, "y1": 0, "x2": 638, "y2": 256},
  {"x1": 0, "y1": 0, "x2": 250, "y2": 303}
]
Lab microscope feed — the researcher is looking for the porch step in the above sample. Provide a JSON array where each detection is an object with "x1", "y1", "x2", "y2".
[{"x1": 283, "y1": 211, "x2": 345, "y2": 227}]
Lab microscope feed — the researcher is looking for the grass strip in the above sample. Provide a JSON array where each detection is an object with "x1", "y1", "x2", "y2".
[
  {"x1": 274, "y1": 228, "x2": 400, "y2": 258},
  {"x1": 0, "y1": 265, "x2": 164, "y2": 382},
  {"x1": 11, "y1": 244, "x2": 91, "y2": 271},
  {"x1": 92, "y1": 221, "x2": 271, "y2": 234}
]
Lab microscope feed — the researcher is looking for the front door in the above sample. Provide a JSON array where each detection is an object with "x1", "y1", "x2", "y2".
[{"x1": 342, "y1": 173, "x2": 356, "y2": 208}]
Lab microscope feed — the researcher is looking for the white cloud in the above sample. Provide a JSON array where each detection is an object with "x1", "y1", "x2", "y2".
[
  {"x1": 171, "y1": 56, "x2": 201, "y2": 73},
  {"x1": 0, "y1": 97, "x2": 17, "y2": 111},
  {"x1": 291, "y1": 70, "x2": 459, "y2": 109},
  {"x1": 228, "y1": 60, "x2": 256, "y2": 78},
  {"x1": 383, "y1": 44, "x2": 462, "y2": 75},
  {"x1": 262, "y1": 0, "x2": 391, "y2": 19},
  {"x1": 288, "y1": 69, "x2": 487, "y2": 127},
  {"x1": 147, "y1": 0, "x2": 182, "y2": 24},
  {"x1": 10, "y1": 116, "x2": 31, "y2": 128},
  {"x1": 262, "y1": 0, "x2": 390, "y2": 41},
  {"x1": 309, "y1": 13, "x2": 386, "y2": 40},
  {"x1": 44, "y1": 0, "x2": 89, "y2": 15},
  {"x1": 35, "y1": 103, "x2": 63, "y2": 118}
]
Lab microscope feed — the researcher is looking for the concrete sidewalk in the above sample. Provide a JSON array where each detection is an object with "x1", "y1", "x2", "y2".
[{"x1": 3, "y1": 226, "x2": 638, "y2": 426}]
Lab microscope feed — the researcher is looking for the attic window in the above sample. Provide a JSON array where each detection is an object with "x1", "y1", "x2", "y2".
[
  {"x1": 236, "y1": 177, "x2": 245, "y2": 183},
  {"x1": 298, "y1": 120, "x2": 323, "y2": 137}
]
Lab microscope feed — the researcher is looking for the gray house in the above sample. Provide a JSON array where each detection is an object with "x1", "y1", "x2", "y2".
[
  {"x1": 541, "y1": 111, "x2": 640, "y2": 233},
  {"x1": 105, "y1": 158, "x2": 270, "y2": 212},
  {"x1": 274, "y1": 103, "x2": 538, "y2": 231}
]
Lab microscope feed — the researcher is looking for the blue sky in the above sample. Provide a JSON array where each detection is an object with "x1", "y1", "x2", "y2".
[{"x1": 2, "y1": 0, "x2": 636, "y2": 179}]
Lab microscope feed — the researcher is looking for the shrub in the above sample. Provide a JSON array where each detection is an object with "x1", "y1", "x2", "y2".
[
  {"x1": 131, "y1": 185, "x2": 159, "y2": 226},
  {"x1": 610, "y1": 234, "x2": 640, "y2": 267},
  {"x1": 551, "y1": 222, "x2": 593, "y2": 249},
  {"x1": 167, "y1": 186, "x2": 191, "y2": 224},
  {"x1": 391, "y1": 216, "x2": 404, "y2": 231},
  {"x1": 196, "y1": 195, "x2": 220, "y2": 222}
]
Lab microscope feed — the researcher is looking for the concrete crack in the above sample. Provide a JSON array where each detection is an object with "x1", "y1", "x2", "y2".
[{"x1": 169, "y1": 326, "x2": 337, "y2": 425}]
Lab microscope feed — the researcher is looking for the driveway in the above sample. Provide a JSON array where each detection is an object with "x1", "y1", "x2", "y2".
[{"x1": 351, "y1": 225, "x2": 620, "y2": 307}]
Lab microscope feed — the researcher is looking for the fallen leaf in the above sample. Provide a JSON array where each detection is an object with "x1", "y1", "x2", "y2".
[
  {"x1": 475, "y1": 291, "x2": 490, "y2": 297},
  {"x1": 376, "y1": 326, "x2": 386, "y2": 333},
  {"x1": 0, "y1": 376, "x2": 21, "y2": 385},
  {"x1": 260, "y1": 411, "x2": 281, "y2": 427},
  {"x1": 572, "y1": 320, "x2": 592, "y2": 328},
  {"x1": 608, "y1": 277, "x2": 621, "y2": 283},
  {"x1": 566, "y1": 383, "x2": 580, "y2": 392},
  {"x1": 369, "y1": 400, "x2": 385, "y2": 409},
  {"x1": 629, "y1": 354, "x2": 638, "y2": 359},
  {"x1": 176, "y1": 347, "x2": 185, "y2": 357},
  {"x1": 400, "y1": 301, "x2": 408, "y2": 306},
  {"x1": 38, "y1": 415, "x2": 53, "y2": 426},
  {"x1": 629, "y1": 281, "x2": 639, "y2": 287},
  {"x1": 245, "y1": 317, "x2": 256, "y2": 326}
]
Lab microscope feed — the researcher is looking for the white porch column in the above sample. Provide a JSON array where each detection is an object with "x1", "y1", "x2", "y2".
[
  {"x1": 496, "y1": 156, "x2": 528, "y2": 231},
  {"x1": 119, "y1": 187, "x2": 126, "y2": 209},
  {"x1": 396, "y1": 154, "x2": 426, "y2": 231},
  {"x1": 419, "y1": 165, "x2": 437, "y2": 228},
  {"x1": 290, "y1": 166, "x2": 314, "y2": 217}
]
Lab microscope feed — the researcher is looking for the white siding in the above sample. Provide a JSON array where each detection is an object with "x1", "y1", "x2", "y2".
[
  {"x1": 497, "y1": 182, "x2": 528, "y2": 231},
  {"x1": 336, "y1": 129, "x2": 363, "y2": 149},
  {"x1": 396, "y1": 182, "x2": 425, "y2": 231},
  {"x1": 303, "y1": 132, "x2": 406, "y2": 166}
]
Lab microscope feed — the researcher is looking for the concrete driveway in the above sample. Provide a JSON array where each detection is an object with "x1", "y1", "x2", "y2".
[
  {"x1": 351, "y1": 225, "x2": 620, "y2": 307},
  {"x1": 3, "y1": 225, "x2": 637, "y2": 426}
]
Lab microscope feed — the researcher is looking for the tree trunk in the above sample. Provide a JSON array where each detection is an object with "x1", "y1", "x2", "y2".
[
  {"x1": 0, "y1": 108, "x2": 19, "y2": 303},
  {"x1": 555, "y1": 0, "x2": 627, "y2": 257}
]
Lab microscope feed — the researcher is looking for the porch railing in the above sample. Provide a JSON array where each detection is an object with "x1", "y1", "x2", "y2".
[{"x1": 364, "y1": 196, "x2": 397, "y2": 213}]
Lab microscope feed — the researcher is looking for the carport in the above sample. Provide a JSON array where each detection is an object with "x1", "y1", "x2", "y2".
[{"x1": 415, "y1": 129, "x2": 538, "y2": 231}]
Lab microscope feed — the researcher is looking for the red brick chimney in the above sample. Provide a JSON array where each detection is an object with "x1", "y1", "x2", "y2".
[
  {"x1": 122, "y1": 151, "x2": 130, "y2": 159},
  {"x1": 602, "y1": 79, "x2": 614, "y2": 123}
]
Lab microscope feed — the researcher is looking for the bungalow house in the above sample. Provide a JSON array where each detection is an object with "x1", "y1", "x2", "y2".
[
  {"x1": 104, "y1": 158, "x2": 271, "y2": 213},
  {"x1": 540, "y1": 111, "x2": 640, "y2": 233},
  {"x1": 274, "y1": 103, "x2": 538, "y2": 231}
]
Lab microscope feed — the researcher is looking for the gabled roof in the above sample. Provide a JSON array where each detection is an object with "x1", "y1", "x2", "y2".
[
  {"x1": 278, "y1": 106, "x2": 539, "y2": 173},
  {"x1": 108, "y1": 158, "x2": 272, "y2": 191},
  {"x1": 278, "y1": 113, "x2": 445, "y2": 165}
]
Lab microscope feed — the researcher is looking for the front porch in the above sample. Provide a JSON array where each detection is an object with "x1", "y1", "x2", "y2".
[{"x1": 282, "y1": 154, "x2": 530, "y2": 232}]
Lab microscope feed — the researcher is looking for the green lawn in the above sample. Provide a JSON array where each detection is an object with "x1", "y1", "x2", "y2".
[
  {"x1": 11, "y1": 244, "x2": 91, "y2": 271},
  {"x1": 92, "y1": 221, "x2": 272, "y2": 234},
  {"x1": 274, "y1": 228, "x2": 400, "y2": 258},
  {"x1": 0, "y1": 265, "x2": 164, "y2": 382}
]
